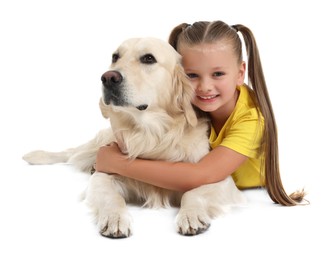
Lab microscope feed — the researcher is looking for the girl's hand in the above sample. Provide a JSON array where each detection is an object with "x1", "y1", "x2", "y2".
[{"x1": 95, "y1": 143, "x2": 127, "y2": 174}]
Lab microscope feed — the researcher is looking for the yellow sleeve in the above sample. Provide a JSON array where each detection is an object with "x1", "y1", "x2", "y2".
[{"x1": 220, "y1": 107, "x2": 264, "y2": 159}]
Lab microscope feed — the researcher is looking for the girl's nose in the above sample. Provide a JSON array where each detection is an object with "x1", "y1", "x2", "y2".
[{"x1": 197, "y1": 79, "x2": 212, "y2": 93}]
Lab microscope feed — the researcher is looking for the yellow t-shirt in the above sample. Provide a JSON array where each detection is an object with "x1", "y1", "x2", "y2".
[{"x1": 209, "y1": 84, "x2": 265, "y2": 189}]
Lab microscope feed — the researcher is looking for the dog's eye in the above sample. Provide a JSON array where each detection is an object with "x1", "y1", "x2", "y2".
[
  {"x1": 112, "y1": 53, "x2": 120, "y2": 63},
  {"x1": 140, "y1": 54, "x2": 157, "y2": 64}
]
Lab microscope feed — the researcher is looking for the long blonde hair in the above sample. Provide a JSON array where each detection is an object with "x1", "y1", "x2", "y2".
[{"x1": 169, "y1": 21, "x2": 305, "y2": 206}]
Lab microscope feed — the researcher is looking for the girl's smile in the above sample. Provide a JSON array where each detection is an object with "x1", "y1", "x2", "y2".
[{"x1": 197, "y1": 94, "x2": 220, "y2": 101}]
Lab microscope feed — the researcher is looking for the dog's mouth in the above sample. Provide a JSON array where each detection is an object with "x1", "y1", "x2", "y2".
[
  {"x1": 101, "y1": 71, "x2": 148, "y2": 111},
  {"x1": 136, "y1": 104, "x2": 148, "y2": 111},
  {"x1": 102, "y1": 84, "x2": 148, "y2": 111},
  {"x1": 103, "y1": 95, "x2": 148, "y2": 111}
]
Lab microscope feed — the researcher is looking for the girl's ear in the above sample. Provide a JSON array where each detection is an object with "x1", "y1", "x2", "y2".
[
  {"x1": 172, "y1": 63, "x2": 198, "y2": 127},
  {"x1": 237, "y1": 61, "x2": 246, "y2": 86},
  {"x1": 99, "y1": 98, "x2": 110, "y2": 119}
]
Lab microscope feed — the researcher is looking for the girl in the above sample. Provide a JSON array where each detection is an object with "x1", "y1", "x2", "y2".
[{"x1": 95, "y1": 20, "x2": 305, "y2": 206}]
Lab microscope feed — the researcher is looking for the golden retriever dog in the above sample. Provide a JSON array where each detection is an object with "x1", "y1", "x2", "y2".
[{"x1": 23, "y1": 38, "x2": 246, "y2": 238}]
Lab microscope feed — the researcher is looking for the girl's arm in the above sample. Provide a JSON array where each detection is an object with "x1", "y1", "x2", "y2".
[{"x1": 95, "y1": 143, "x2": 248, "y2": 192}]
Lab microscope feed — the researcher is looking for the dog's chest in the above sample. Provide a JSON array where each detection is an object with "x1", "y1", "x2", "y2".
[
  {"x1": 115, "y1": 125, "x2": 209, "y2": 163},
  {"x1": 109, "y1": 112, "x2": 210, "y2": 162}
]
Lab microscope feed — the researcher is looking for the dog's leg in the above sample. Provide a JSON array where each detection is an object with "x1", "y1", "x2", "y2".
[
  {"x1": 85, "y1": 172, "x2": 132, "y2": 238},
  {"x1": 176, "y1": 176, "x2": 246, "y2": 236}
]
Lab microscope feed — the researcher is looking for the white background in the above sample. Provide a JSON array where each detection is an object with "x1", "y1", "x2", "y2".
[{"x1": 1, "y1": 0, "x2": 331, "y2": 259}]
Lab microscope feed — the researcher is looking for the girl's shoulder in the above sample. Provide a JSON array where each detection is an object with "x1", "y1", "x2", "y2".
[{"x1": 234, "y1": 85, "x2": 262, "y2": 120}]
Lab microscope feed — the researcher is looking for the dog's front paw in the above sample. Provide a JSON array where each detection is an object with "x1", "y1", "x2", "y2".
[
  {"x1": 97, "y1": 211, "x2": 132, "y2": 238},
  {"x1": 176, "y1": 209, "x2": 211, "y2": 236}
]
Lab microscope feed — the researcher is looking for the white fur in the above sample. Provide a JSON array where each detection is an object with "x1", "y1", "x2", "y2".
[{"x1": 23, "y1": 37, "x2": 246, "y2": 238}]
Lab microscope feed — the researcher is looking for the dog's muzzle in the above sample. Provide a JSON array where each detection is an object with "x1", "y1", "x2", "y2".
[{"x1": 101, "y1": 70, "x2": 148, "y2": 111}]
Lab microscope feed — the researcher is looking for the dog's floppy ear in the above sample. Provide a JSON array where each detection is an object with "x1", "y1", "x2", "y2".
[
  {"x1": 99, "y1": 98, "x2": 111, "y2": 119},
  {"x1": 172, "y1": 64, "x2": 198, "y2": 127}
]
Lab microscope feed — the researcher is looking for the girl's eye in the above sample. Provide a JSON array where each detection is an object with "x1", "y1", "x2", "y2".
[
  {"x1": 186, "y1": 73, "x2": 198, "y2": 79},
  {"x1": 213, "y1": 71, "x2": 225, "y2": 77}
]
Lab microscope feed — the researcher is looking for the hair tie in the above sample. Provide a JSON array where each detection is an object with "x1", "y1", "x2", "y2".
[
  {"x1": 182, "y1": 23, "x2": 191, "y2": 31},
  {"x1": 231, "y1": 25, "x2": 238, "y2": 32}
]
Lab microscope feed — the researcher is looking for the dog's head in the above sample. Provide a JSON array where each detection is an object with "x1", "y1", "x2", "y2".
[{"x1": 99, "y1": 37, "x2": 197, "y2": 127}]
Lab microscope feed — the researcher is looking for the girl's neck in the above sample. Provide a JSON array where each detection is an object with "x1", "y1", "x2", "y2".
[{"x1": 209, "y1": 89, "x2": 239, "y2": 133}]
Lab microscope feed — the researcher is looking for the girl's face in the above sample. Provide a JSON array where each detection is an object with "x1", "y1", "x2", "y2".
[{"x1": 180, "y1": 43, "x2": 245, "y2": 117}]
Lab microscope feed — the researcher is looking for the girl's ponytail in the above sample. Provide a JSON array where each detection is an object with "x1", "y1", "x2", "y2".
[
  {"x1": 168, "y1": 23, "x2": 191, "y2": 50},
  {"x1": 234, "y1": 24, "x2": 305, "y2": 205}
]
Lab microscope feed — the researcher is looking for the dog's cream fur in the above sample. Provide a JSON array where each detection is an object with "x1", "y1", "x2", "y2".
[{"x1": 23, "y1": 38, "x2": 246, "y2": 238}]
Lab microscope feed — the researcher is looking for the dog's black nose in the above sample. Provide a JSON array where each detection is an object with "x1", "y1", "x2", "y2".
[{"x1": 101, "y1": 70, "x2": 123, "y2": 88}]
